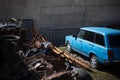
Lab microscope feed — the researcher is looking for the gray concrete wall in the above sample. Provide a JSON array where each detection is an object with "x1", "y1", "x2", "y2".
[{"x1": 0, "y1": 0, "x2": 120, "y2": 45}]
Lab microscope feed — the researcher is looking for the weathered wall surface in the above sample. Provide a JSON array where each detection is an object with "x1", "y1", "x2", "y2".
[{"x1": 0, "y1": 0, "x2": 120, "y2": 44}]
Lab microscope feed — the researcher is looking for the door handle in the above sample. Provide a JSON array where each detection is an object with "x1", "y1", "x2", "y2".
[
  {"x1": 89, "y1": 44, "x2": 92, "y2": 46},
  {"x1": 79, "y1": 40, "x2": 82, "y2": 42}
]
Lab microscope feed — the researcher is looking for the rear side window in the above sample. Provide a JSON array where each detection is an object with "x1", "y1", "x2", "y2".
[
  {"x1": 109, "y1": 35, "x2": 120, "y2": 48},
  {"x1": 95, "y1": 33, "x2": 105, "y2": 47}
]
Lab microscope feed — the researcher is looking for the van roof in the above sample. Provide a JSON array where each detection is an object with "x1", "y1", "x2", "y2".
[{"x1": 80, "y1": 27, "x2": 120, "y2": 35}]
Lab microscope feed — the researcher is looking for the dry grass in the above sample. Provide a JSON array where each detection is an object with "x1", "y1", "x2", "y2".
[{"x1": 89, "y1": 69, "x2": 119, "y2": 80}]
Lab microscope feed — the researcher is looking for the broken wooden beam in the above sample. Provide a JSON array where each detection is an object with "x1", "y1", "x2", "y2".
[
  {"x1": 31, "y1": 28, "x2": 91, "y2": 71},
  {"x1": 41, "y1": 71, "x2": 70, "y2": 80}
]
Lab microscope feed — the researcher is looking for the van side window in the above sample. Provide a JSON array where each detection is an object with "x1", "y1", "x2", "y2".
[
  {"x1": 84, "y1": 31, "x2": 95, "y2": 42},
  {"x1": 77, "y1": 30, "x2": 85, "y2": 39},
  {"x1": 95, "y1": 33, "x2": 105, "y2": 46}
]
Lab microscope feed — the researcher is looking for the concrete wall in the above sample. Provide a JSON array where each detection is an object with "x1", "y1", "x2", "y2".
[{"x1": 0, "y1": 0, "x2": 120, "y2": 45}]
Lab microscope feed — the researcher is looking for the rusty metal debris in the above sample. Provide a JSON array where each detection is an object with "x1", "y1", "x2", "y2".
[{"x1": 0, "y1": 26, "x2": 92, "y2": 80}]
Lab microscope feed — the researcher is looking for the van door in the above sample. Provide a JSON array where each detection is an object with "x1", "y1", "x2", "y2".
[
  {"x1": 73, "y1": 29, "x2": 85, "y2": 53},
  {"x1": 94, "y1": 33, "x2": 107, "y2": 62},
  {"x1": 81, "y1": 31, "x2": 95, "y2": 56}
]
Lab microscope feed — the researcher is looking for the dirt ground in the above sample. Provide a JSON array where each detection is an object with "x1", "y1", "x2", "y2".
[{"x1": 59, "y1": 46, "x2": 120, "y2": 80}]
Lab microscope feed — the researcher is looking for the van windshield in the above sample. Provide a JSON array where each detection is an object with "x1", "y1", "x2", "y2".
[{"x1": 109, "y1": 35, "x2": 120, "y2": 48}]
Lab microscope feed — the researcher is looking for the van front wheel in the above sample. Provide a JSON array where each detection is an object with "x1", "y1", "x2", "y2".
[
  {"x1": 90, "y1": 55, "x2": 100, "y2": 69},
  {"x1": 66, "y1": 43, "x2": 73, "y2": 52}
]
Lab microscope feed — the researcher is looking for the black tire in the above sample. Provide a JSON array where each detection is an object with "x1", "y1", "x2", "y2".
[
  {"x1": 66, "y1": 43, "x2": 73, "y2": 52},
  {"x1": 90, "y1": 55, "x2": 100, "y2": 69}
]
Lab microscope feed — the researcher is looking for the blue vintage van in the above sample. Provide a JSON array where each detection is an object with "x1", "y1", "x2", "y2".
[{"x1": 65, "y1": 27, "x2": 120, "y2": 69}]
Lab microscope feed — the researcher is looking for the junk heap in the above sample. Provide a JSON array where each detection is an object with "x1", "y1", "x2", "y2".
[{"x1": 0, "y1": 18, "x2": 92, "y2": 80}]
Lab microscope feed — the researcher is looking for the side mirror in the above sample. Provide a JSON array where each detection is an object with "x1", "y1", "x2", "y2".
[
  {"x1": 73, "y1": 35, "x2": 77, "y2": 37},
  {"x1": 73, "y1": 35, "x2": 77, "y2": 40}
]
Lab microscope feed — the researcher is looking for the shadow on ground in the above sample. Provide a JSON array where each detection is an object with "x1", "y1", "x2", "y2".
[{"x1": 99, "y1": 64, "x2": 120, "y2": 78}]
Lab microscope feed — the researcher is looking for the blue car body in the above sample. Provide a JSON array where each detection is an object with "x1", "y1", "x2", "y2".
[{"x1": 65, "y1": 27, "x2": 120, "y2": 65}]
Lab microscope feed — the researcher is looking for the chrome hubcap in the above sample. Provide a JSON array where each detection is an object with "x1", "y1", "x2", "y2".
[
  {"x1": 67, "y1": 44, "x2": 70, "y2": 51},
  {"x1": 91, "y1": 57, "x2": 97, "y2": 68}
]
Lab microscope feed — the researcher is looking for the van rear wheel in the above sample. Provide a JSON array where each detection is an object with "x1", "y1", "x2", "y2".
[{"x1": 90, "y1": 55, "x2": 100, "y2": 69}]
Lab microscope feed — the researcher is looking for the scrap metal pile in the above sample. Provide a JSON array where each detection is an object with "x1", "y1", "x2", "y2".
[{"x1": 0, "y1": 22, "x2": 92, "y2": 80}]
